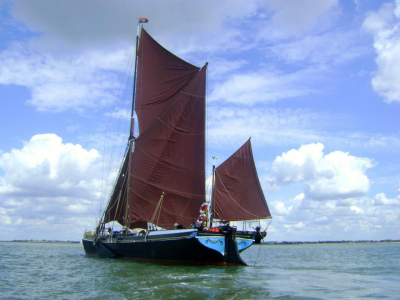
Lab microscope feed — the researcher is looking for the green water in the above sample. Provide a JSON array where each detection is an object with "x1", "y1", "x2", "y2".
[{"x1": 0, "y1": 242, "x2": 399, "y2": 299}]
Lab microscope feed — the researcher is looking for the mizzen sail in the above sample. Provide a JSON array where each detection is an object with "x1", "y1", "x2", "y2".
[{"x1": 212, "y1": 139, "x2": 271, "y2": 221}]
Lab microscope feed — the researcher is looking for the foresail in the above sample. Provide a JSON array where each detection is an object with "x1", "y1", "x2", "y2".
[
  {"x1": 104, "y1": 152, "x2": 129, "y2": 225},
  {"x1": 212, "y1": 139, "x2": 271, "y2": 221},
  {"x1": 126, "y1": 29, "x2": 206, "y2": 229}
]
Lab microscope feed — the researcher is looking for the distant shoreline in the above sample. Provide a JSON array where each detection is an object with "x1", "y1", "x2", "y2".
[
  {"x1": 0, "y1": 240, "x2": 80, "y2": 244},
  {"x1": 262, "y1": 240, "x2": 400, "y2": 245},
  {"x1": 1, "y1": 240, "x2": 398, "y2": 245}
]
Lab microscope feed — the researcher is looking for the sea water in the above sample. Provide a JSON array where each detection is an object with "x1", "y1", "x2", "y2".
[{"x1": 0, "y1": 242, "x2": 399, "y2": 299}]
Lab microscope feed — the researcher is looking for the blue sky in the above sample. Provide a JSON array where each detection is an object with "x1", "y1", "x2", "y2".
[{"x1": 0, "y1": 0, "x2": 399, "y2": 241}]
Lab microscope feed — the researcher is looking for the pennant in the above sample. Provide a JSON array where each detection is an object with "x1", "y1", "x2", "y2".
[{"x1": 139, "y1": 18, "x2": 148, "y2": 23}]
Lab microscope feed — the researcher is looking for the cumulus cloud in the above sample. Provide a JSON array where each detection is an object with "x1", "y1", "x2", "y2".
[
  {"x1": 268, "y1": 191, "x2": 400, "y2": 241},
  {"x1": 272, "y1": 143, "x2": 374, "y2": 200},
  {"x1": 363, "y1": 0, "x2": 400, "y2": 103},
  {"x1": 374, "y1": 192, "x2": 400, "y2": 206},
  {"x1": 0, "y1": 134, "x2": 102, "y2": 197},
  {"x1": 0, "y1": 134, "x2": 107, "y2": 239},
  {"x1": 266, "y1": 143, "x2": 399, "y2": 240}
]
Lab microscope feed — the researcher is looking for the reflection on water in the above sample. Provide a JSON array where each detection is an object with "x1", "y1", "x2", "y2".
[{"x1": 0, "y1": 242, "x2": 399, "y2": 299}]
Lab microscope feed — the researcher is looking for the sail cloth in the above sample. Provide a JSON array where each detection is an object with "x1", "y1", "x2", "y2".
[
  {"x1": 212, "y1": 139, "x2": 271, "y2": 221},
  {"x1": 124, "y1": 28, "x2": 206, "y2": 228},
  {"x1": 135, "y1": 29, "x2": 201, "y2": 135},
  {"x1": 104, "y1": 153, "x2": 129, "y2": 226}
]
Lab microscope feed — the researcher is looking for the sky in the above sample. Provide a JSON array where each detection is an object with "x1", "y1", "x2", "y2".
[{"x1": 0, "y1": 0, "x2": 399, "y2": 242}]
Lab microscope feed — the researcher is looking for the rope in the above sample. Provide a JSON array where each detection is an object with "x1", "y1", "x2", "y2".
[
  {"x1": 150, "y1": 192, "x2": 164, "y2": 226},
  {"x1": 155, "y1": 193, "x2": 164, "y2": 227},
  {"x1": 264, "y1": 218, "x2": 272, "y2": 232},
  {"x1": 100, "y1": 45, "x2": 136, "y2": 214},
  {"x1": 131, "y1": 189, "x2": 195, "y2": 221},
  {"x1": 254, "y1": 219, "x2": 272, "y2": 266},
  {"x1": 253, "y1": 243, "x2": 262, "y2": 267}
]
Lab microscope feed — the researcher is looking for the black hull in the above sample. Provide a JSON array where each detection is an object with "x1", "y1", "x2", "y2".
[{"x1": 83, "y1": 228, "x2": 246, "y2": 266}]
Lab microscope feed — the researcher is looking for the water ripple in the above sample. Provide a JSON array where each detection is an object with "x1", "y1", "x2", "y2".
[{"x1": 0, "y1": 242, "x2": 399, "y2": 299}]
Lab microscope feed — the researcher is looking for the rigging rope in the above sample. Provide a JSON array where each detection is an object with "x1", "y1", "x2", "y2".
[
  {"x1": 253, "y1": 243, "x2": 262, "y2": 267},
  {"x1": 149, "y1": 192, "x2": 164, "y2": 227},
  {"x1": 131, "y1": 189, "x2": 195, "y2": 221},
  {"x1": 254, "y1": 218, "x2": 272, "y2": 267},
  {"x1": 99, "y1": 45, "x2": 136, "y2": 219}
]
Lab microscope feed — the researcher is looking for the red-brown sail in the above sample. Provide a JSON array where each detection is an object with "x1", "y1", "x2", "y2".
[
  {"x1": 135, "y1": 29, "x2": 201, "y2": 135},
  {"x1": 121, "y1": 28, "x2": 206, "y2": 229},
  {"x1": 212, "y1": 139, "x2": 271, "y2": 221},
  {"x1": 104, "y1": 152, "x2": 128, "y2": 226}
]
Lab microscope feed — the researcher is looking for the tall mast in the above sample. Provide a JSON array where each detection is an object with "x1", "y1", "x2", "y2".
[
  {"x1": 125, "y1": 19, "x2": 145, "y2": 227},
  {"x1": 209, "y1": 156, "x2": 218, "y2": 227}
]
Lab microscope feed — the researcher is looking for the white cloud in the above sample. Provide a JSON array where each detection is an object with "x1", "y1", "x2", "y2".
[
  {"x1": 207, "y1": 58, "x2": 248, "y2": 80},
  {"x1": 267, "y1": 191, "x2": 400, "y2": 241},
  {"x1": 9, "y1": 0, "x2": 341, "y2": 56},
  {"x1": 209, "y1": 68, "x2": 317, "y2": 106},
  {"x1": 9, "y1": 0, "x2": 259, "y2": 54},
  {"x1": 0, "y1": 45, "x2": 133, "y2": 112},
  {"x1": 0, "y1": 134, "x2": 107, "y2": 239},
  {"x1": 363, "y1": 0, "x2": 400, "y2": 103},
  {"x1": 272, "y1": 143, "x2": 374, "y2": 200},
  {"x1": 0, "y1": 207, "x2": 12, "y2": 225},
  {"x1": 258, "y1": 0, "x2": 340, "y2": 40},
  {"x1": 207, "y1": 105, "x2": 400, "y2": 151},
  {"x1": 350, "y1": 205, "x2": 364, "y2": 214},
  {"x1": 272, "y1": 201, "x2": 289, "y2": 215},
  {"x1": 283, "y1": 221, "x2": 305, "y2": 230},
  {"x1": 208, "y1": 106, "x2": 324, "y2": 148},
  {"x1": 104, "y1": 107, "x2": 131, "y2": 121},
  {"x1": 0, "y1": 134, "x2": 102, "y2": 198},
  {"x1": 268, "y1": 29, "x2": 367, "y2": 65},
  {"x1": 374, "y1": 192, "x2": 400, "y2": 206}
]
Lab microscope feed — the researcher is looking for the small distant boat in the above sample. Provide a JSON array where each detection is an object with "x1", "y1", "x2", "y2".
[{"x1": 82, "y1": 21, "x2": 272, "y2": 266}]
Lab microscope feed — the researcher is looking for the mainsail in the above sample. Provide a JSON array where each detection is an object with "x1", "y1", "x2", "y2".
[
  {"x1": 104, "y1": 28, "x2": 206, "y2": 229},
  {"x1": 212, "y1": 139, "x2": 271, "y2": 221}
]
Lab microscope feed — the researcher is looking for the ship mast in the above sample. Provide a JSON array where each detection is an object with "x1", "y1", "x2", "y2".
[
  {"x1": 209, "y1": 156, "x2": 218, "y2": 227},
  {"x1": 124, "y1": 20, "x2": 144, "y2": 228}
]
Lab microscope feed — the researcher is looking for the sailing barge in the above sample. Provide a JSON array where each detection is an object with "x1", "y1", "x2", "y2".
[{"x1": 82, "y1": 24, "x2": 271, "y2": 266}]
